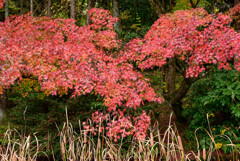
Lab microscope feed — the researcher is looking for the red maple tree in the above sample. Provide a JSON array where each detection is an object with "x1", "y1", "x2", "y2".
[
  {"x1": 0, "y1": 0, "x2": 240, "y2": 139},
  {"x1": 122, "y1": 8, "x2": 240, "y2": 121},
  {"x1": 0, "y1": 8, "x2": 162, "y2": 140},
  {"x1": 0, "y1": 9, "x2": 162, "y2": 111}
]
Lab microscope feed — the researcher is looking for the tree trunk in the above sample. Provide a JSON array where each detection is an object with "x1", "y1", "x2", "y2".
[
  {"x1": 148, "y1": 0, "x2": 163, "y2": 16},
  {"x1": 30, "y1": 0, "x2": 33, "y2": 16},
  {"x1": 70, "y1": 0, "x2": 75, "y2": 19},
  {"x1": 171, "y1": 101, "x2": 185, "y2": 122},
  {"x1": 5, "y1": 0, "x2": 9, "y2": 18},
  {"x1": 169, "y1": 0, "x2": 173, "y2": 12},
  {"x1": 47, "y1": 0, "x2": 51, "y2": 17},
  {"x1": 44, "y1": 0, "x2": 47, "y2": 16},
  {"x1": 189, "y1": 0, "x2": 200, "y2": 8},
  {"x1": 113, "y1": 0, "x2": 120, "y2": 32},
  {"x1": 163, "y1": 57, "x2": 197, "y2": 123},
  {"x1": 167, "y1": 58, "x2": 176, "y2": 97},
  {"x1": 162, "y1": 0, "x2": 166, "y2": 13},
  {"x1": 0, "y1": 92, "x2": 6, "y2": 120},
  {"x1": 86, "y1": 0, "x2": 95, "y2": 25},
  {"x1": 20, "y1": 0, "x2": 23, "y2": 15},
  {"x1": 107, "y1": 0, "x2": 110, "y2": 10},
  {"x1": 165, "y1": 58, "x2": 186, "y2": 123},
  {"x1": 170, "y1": 78, "x2": 196, "y2": 122}
]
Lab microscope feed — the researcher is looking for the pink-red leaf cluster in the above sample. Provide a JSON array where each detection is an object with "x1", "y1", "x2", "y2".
[
  {"x1": 0, "y1": 8, "x2": 162, "y2": 111},
  {"x1": 83, "y1": 110, "x2": 151, "y2": 141},
  {"x1": 123, "y1": 8, "x2": 240, "y2": 77}
]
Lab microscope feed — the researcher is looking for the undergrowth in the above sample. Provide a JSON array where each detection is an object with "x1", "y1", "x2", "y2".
[{"x1": 0, "y1": 111, "x2": 239, "y2": 161}]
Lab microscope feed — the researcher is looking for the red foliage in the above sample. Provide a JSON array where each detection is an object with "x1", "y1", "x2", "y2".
[
  {"x1": 0, "y1": 0, "x2": 5, "y2": 8},
  {"x1": 0, "y1": 9, "x2": 162, "y2": 111},
  {"x1": 0, "y1": 9, "x2": 156, "y2": 140},
  {"x1": 0, "y1": 8, "x2": 157, "y2": 141},
  {"x1": 123, "y1": 8, "x2": 240, "y2": 77},
  {"x1": 1, "y1": 7, "x2": 239, "y2": 141},
  {"x1": 83, "y1": 110, "x2": 151, "y2": 141},
  {"x1": 226, "y1": 3, "x2": 240, "y2": 17},
  {"x1": 226, "y1": 3, "x2": 240, "y2": 30}
]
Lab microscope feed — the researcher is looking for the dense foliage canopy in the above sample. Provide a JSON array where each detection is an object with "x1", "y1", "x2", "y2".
[
  {"x1": 0, "y1": 0, "x2": 240, "y2": 144},
  {"x1": 124, "y1": 8, "x2": 240, "y2": 77},
  {"x1": 0, "y1": 8, "x2": 162, "y2": 112}
]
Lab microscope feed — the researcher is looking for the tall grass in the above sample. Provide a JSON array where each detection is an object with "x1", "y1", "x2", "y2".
[
  {"x1": 0, "y1": 112, "x2": 239, "y2": 161},
  {"x1": 0, "y1": 124, "x2": 46, "y2": 161}
]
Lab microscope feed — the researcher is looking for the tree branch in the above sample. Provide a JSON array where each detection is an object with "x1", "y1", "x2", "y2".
[
  {"x1": 170, "y1": 77, "x2": 197, "y2": 104},
  {"x1": 189, "y1": 0, "x2": 200, "y2": 8},
  {"x1": 148, "y1": 0, "x2": 163, "y2": 16}
]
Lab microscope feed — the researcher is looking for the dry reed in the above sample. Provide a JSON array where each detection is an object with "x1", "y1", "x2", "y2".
[{"x1": 0, "y1": 112, "x2": 239, "y2": 161}]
